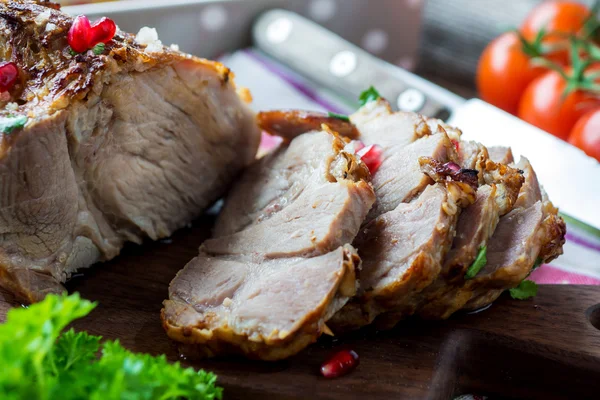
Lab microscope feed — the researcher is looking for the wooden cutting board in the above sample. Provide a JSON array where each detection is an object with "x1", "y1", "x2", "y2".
[{"x1": 1, "y1": 215, "x2": 599, "y2": 400}]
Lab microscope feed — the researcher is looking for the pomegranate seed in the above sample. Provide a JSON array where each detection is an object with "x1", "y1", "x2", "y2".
[
  {"x1": 68, "y1": 15, "x2": 92, "y2": 53},
  {"x1": 68, "y1": 15, "x2": 116, "y2": 53},
  {"x1": 0, "y1": 62, "x2": 18, "y2": 92},
  {"x1": 356, "y1": 144, "x2": 383, "y2": 174},
  {"x1": 444, "y1": 161, "x2": 461, "y2": 172},
  {"x1": 89, "y1": 17, "x2": 117, "y2": 45},
  {"x1": 320, "y1": 349, "x2": 359, "y2": 378}
]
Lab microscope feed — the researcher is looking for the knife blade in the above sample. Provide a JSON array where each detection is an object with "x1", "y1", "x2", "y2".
[{"x1": 252, "y1": 9, "x2": 600, "y2": 230}]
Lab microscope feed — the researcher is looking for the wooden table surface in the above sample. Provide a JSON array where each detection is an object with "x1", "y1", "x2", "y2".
[{"x1": 2, "y1": 215, "x2": 599, "y2": 400}]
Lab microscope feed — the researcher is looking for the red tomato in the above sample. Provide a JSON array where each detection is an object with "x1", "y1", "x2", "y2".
[
  {"x1": 477, "y1": 32, "x2": 545, "y2": 115},
  {"x1": 521, "y1": 1, "x2": 590, "y2": 40},
  {"x1": 569, "y1": 108, "x2": 600, "y2": 162},
  {"x1": 517, "y1": 66, "x2": 600, "y2": 140},
  {"x1": 521, "y1": 1, "x2": 590, "y2": 64}
]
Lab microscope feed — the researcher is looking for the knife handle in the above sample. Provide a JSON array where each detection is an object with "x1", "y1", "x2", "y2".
[{"x1": 252, "y1": 9, "x2": 464, "y2": 117}]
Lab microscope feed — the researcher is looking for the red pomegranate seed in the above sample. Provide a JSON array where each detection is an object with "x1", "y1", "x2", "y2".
[
  {"x1": 68, "y1": 15, "x2": 116, "y2": 53},
  {"x1": 68, "y1": 15, "x2": 92, "y2": 53},
  {"x1": 320, "y1": 349, "x2": 359, "y2": 378},
  {"x1": 89, "y1": 17, "x2": 117, "y2": 45},
  {"x1": 356, "y1": 144, "x2": 383, "y2": 174},
  {"x1": 0, "y1": 62, "x2": 18, "y2": 92}
]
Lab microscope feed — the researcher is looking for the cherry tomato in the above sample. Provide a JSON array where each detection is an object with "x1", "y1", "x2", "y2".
[
  {"x1": 521, "y1": 1, "x2": 590, "y2": 40},
  {"x1": 477, "y1": 32, "x2": 546, "y2": 115},
  {"x1": 569, "y1": 108, "x2": 600, "y2": 162},
  {"x1": 517, "y1": 65, "x2": 600, "y2": 140},
  {"x1": 521, "y1": 1, "x2": 590, "y2": 65}
]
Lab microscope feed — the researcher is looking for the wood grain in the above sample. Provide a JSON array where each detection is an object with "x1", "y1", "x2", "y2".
[{"x1": 1, "y1": 215, "x2": 599, "y2": 399}]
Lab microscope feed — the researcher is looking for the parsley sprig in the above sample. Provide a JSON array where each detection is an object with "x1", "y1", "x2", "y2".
[
  {"x1": 0, "y1": 293, "x2": 222, "y2": 400},
  {"x1": 465, "y1": 246, "x2": 487, "y2": 279},
  {"x1": 358, "y1": 86, "x2": 381, "y2": 106},
  {"x1": 509, "y1": 280, "x2": 539, "y2": 300}
]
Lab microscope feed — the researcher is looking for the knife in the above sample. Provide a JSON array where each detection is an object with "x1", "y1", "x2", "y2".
[{"x1": 252, "y1": 9, "x2": 600, "y2": 231}]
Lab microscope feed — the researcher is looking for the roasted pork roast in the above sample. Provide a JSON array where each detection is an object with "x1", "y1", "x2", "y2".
[
  {"x1": 0, "y1": 1, "x2": 260, "y2": 302},
  {"x1": 162, "y1": 129, "x2": 376, "y2": 360}
]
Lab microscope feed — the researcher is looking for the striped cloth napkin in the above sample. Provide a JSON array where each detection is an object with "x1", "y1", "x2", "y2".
[{"x1": 221, "y1": 48, "x2": 600, "y2": 286}]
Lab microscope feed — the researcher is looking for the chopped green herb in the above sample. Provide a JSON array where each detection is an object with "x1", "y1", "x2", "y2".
[
  {"x1": 358, "y1": 86, "x2": 381, "y2": 106},
  {"x1": 465, "y1": 246, "x2": 487, "y2": 279},
  {"x1": 327, "y1": 112, "x2": 350, "y2": 122},
  {"x1": 0, "y1": 115, "x2": 28, "y2": 134},
  {"x1": 68, "y1": 47, "x2": 78, "y2": 56},
  {"x1": 92, "y1": 43, "x2": 106, "y2": 55},
  {"x1": 532, "y1": 258, "x2": 543, "y2": 271},
  {"x1": 509, "y1": 280, "x2": 538, "y2": 300},
  {"x1": 0, "y1": 293, "x2": 222, "y2": 400}
]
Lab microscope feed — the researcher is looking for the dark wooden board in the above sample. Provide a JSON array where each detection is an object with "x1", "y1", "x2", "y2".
[{"x1": 1, "y1": 215, "x2": 600, "y2": 400}]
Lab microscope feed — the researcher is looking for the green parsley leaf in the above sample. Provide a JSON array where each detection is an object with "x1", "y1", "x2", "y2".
[
  {"x1": 465, "y1": 246, "x2": 487, "y2": 279},
  {"x1": 92, "y1": 43, "x2": 106, "y2": 55},
  {"x1": 50, "y1": 329, "x2": 101, "y2": 374},
  {"x1": 0, "y1": 115, "x2": 28, "y2": 134},
  {"x1": 358, "y1": 86, "x2": 381, "y2": 106},
  {"x1": 509, "y1": 280, "x2": 538, "y2": 300},
  {"x1": 327, "y1": 112, "x2": 350, "y2": 122},
  {"x1": 68, "y1": 47, "x2": 78, "y2": 56},
  {"x1": 0, "y1": 293, "x2": 222, "y2": 400}
]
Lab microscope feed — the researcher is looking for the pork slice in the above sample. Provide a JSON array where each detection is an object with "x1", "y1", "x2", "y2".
[
  {"x1": 204, "y1": 180, "x2": 373, "y2": 258},
  {"x1": 416, "y1": 185, "x2": 500, "y2": 319},
  {"x1": 464, "y1": 158, "x2": 543, "y2": 310},
  {"x1": 456, "y1": 158, "x2": 562, "y2": 313},
  {"x1": 461, "y1": 201, "x2": 545, "y2": 310},
  {"x1": 330, "y1": 184, "x2": 461, "y2": 331},
  {"x1": 162, "y1": 245, "x2": 359, "y2": 360},
  {"x1": 417, "y1": 157, "x2": 538, "y2": 318},
  {"x1": 458, "y1": 140, "x2": 488, "y2": 171},
  {"x1": 488, "y1": 146, "x2": 515, "y2": 164},
  {"x1": 162, "y1": 130, "x2": 375, "y2": 360},
  {"x1": 214, "y1": 131, "x2": 353, "y2": 237},
  {"x1": 0, "y1": 1, "x2": 260, "y2": 302},
  {"x1": 257, "y1": 110, "x2": 360, "y2": 140},
  {"x1": 366, "y1": 133, "x2": 452, "y2": 220},
  {"x1": 350, "y1": 99, "x2": 431, "y2": 150},
  {"x1": 513, "y1": 157, "x2": 542, "y2": 209}
]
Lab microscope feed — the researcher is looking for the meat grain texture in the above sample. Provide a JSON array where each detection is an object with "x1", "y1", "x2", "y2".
[
  {"x1": 163, "y1": 129, "x2": 376, "y2": 360},
  {"x1": 0, "y1": 1, "x2": 260, "y2": 302},
  {"x1": 243, "y1": 100, "x2": 565, "y2": 341}
]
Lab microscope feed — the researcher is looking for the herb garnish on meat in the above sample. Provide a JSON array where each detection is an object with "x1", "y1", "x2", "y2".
[{"x1": 465, "y1": 246, "x2": 487, "y2": 279}]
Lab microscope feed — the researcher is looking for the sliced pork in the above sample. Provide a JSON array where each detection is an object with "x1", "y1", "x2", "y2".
[
  {"x1": 462, "y1": 158, "x2": 565, "y2": 311},
  {"x1": 162, "y1": 130, "x2": 376, "y2": 360},
  {"x1": 330, "y1": 179, "x2": 474, "y2": 331},
  {"x1": 0, "y1": 1, "x2": 260, "y2": 303}
]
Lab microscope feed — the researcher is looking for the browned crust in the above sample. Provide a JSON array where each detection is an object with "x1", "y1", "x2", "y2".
[
  {"x1": 538, "y1": 202, "x2": 567, "y2": 263},
  {"x1": 257, "y1": 110, "x2": 360, "y2": 141},
  {"x1": 0, "y1": 0, "x2": 233, "y2": 152},
  {"x1": 481, "y1": 159, "x2": 525, "y2": 214},
  {"x1": 0, "y1": 263, "x2": 65, "y2": 303},
  {"x1": 418, "y1": 156, "x2": 479, "y2": 191},
  {"x1": 161, "y1": 247, "x2": 360, "y2": 361}
]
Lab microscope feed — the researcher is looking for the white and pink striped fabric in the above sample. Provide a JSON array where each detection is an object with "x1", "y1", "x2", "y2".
[{"x1": 222, "y1": 49, "x2": 600, "y2": 287}]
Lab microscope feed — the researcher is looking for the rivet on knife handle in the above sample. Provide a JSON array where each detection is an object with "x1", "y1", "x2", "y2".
[{"x1": 253, "y1": 9, "x2": 463, "y2": 118}]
